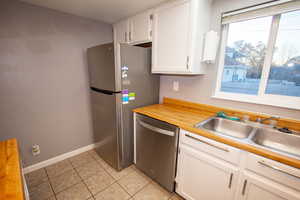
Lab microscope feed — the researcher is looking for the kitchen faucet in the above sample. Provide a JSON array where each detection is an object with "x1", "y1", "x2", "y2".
[
  {"x1": 256, "y1": 116, "x2": 280, "y2": 129},
  {"x1": 256, "y1": 116, "x2": 280, "y2": 124}
]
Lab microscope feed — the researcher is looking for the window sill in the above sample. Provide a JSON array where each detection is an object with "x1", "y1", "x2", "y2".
[{"x1": 212, "y1": 92, "x2": 300, "y2": 110}]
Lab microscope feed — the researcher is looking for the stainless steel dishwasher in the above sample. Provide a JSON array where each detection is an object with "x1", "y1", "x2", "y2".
[{"x1": 135, "y1": 113, "x2": 179, "y2": 192}]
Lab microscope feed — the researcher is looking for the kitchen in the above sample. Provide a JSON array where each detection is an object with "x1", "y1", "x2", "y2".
[{"x1": 0, "y1": 0, "x2": 300, "y2": 200}]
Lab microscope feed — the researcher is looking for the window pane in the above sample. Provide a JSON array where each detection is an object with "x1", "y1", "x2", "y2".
[
  {"x1": 221, "y1": 17, "x2": 272, "y2": 95},
  {"x1": 265, "y1": 10, "x2": 300, "y2": 97}
]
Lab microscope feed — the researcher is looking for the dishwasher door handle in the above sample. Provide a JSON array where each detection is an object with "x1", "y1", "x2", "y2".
[{"x1": 138, "y1": 120, "x2": 175, "y2": 137}]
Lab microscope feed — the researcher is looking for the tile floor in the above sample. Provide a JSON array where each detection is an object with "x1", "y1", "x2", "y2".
[{"x1": 25, "y1": 150, "x2": 184, "y2": 200}]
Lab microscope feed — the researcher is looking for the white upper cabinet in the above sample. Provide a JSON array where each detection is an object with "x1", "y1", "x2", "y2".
[
  {"x1": 152, "y1": 0, "x2": 211, "y2": 74},
  {"x1": 152, "y1": 0, "x2": 190, "y2": 74},
  {"x1": 114, "y1": 20, "x2": 129, "y2": 44},
  {"x1": 113, "y1": 10, "x2": 153, "y2": 46},
  {"x1": 129, "y1": 10, "x2": 153, "y2": 45}
]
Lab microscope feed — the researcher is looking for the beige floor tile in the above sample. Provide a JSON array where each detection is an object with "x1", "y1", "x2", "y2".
[
  {"x1": 87, "y1": 152, "x2": 111, "y2": 170},
  {"x1": 25, "y1": 168, "x2": 48, "y2": 188},
  {"x1": 106, "y1": 165, "x2": 135, "y2": 180},
  {"x1": 75, "y1": 160, "x2": 104, "y2": 179},
  {"x1": 83, "y1": 170, "x2": 115, "y2": 195},
  {"x1": 133, "y1": 183, "x2": 171, "y2": 200},
  {"x1": 97, "y1": 159, "x2": 112, "y2": 170},
  {"x1": 56, "y1": 182, "x2": 92, "y2": 200},
  {"x1": 94, "y1": 183, "x2": 130, "y2": 200},
  {"x1": 49, "y1": 169, "x2": 81, "y2": 194},
  {"x1": 134, "y1": 168, "x2": 152, "y2": 182},
  {"x1": 29, "y1": 181, "x2": 54, "y2": 200},
  {"x1": 118, "y1": 170, "x2": 150, "y2": 195},
  {"x1": 46, "y1": 159, "x2": 73, "y2": 178},
  {"x1": 69, "y1": 152, "x2": 95, "y2": 168},
  {"x1": 88, "y1": 150, "x2": 102, "y2": 161},
  {"x1": 170, "y1": 194, "x2": 185, "y2": 200}
]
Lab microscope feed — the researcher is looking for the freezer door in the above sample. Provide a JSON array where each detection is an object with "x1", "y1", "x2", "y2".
[
  {"x1": 90, "y1": 90, "x2": 122, "y2": 169},
  {"x1": 119, "y1": 44, "x2": 160, "y2": 168},
  {"x1": 87, "y1": 43, "x2": 117, "y2": 91}
]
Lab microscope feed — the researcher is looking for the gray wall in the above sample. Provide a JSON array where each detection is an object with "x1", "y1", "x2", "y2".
[
  {"x1": 0, "y1": 0, "x2": 112, "y2": 166},
  {"x1": 160, "y1": 0, "x2": 300, "y2": 120}
]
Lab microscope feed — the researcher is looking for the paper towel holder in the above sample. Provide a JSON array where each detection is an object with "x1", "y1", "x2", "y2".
[{"x1": 202, "y1": 30, "x2": 219, "y2": 64}]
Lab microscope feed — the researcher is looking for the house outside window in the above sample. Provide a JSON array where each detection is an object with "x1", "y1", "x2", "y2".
[{"x1": 214, "y1": 1, "x2": 300, "y2": 109}]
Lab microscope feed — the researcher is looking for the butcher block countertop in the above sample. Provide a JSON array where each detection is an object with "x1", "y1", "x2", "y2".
[
  {"x1": 0, "y1": 139, "x2": 24, "y2": 200},
  {"x1": 133, "y1": 97, "x2": 300, "y2": 169}
]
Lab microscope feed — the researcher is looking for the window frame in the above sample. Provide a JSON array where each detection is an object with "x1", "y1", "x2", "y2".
[{"x1": 213, "y1": 12, "x2": 300, "y2": 110}]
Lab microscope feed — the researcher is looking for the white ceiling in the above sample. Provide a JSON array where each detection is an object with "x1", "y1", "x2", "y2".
[{"x1": 20, "y1": 0, "x2": 170, "y2": 24}]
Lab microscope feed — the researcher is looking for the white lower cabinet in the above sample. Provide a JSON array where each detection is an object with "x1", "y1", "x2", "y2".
[
  {"x1": 238, "y1": 172, "x2": 300, "y2": 200},
  {"x1": 176, "y1": 145, "x2": 239, "y2": 200},
  {"x1": 176, "y1": 130, "x2": 300, "y2": 200}
]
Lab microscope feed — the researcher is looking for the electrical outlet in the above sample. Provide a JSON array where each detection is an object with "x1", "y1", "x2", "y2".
[
  {"x1": 173, "y1": 81, "x2": 179, "y2": 92},
  {"x1": 32, "y1": 144, "x2": 40, "y2": 156}
]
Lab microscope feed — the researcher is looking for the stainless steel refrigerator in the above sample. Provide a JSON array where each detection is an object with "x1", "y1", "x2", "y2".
[{"x1": 87, "y1": 43, "x2": 160, "y2": 171}]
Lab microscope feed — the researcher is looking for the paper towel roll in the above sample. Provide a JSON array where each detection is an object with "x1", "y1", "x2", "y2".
[{"x1": 202, "y1": 31, "x2": 219, "y2": 64}]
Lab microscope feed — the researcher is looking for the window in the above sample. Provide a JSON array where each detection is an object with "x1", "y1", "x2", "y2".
[
  {"x1": 215, "y1": 1, "x2": 300, "y2": 109},
  {"x1": 221, "y1": 16, "x2": 272, "y2": 95},
  {"x1": 265, "y1": 10, "x2": 300, "y2": 97}
]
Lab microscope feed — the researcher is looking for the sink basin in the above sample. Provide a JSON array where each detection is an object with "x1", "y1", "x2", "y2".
[
  {"x1": 251, "y1": 128, "x2": 300, "y2": 158},
  {"x1": 196, "y1": 117, "x2": 254, "y2": 139}
]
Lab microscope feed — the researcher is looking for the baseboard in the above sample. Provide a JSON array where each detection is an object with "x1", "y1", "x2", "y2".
[{"x1": 23, "y1": 143, "x2": 98, "y2": 174}]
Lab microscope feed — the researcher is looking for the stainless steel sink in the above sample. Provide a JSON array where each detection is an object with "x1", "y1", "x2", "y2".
[
  {"x1": 195, "y1": 117, "x2": 300, "y2": 159},
  {"x1": 195, "y1": 117, "x2": 254, "y2": 139},
  {"x1": 250, "y1": 128, "x2": 300, "y2": 157}
]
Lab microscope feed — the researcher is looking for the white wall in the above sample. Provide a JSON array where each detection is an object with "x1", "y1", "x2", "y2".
[{"x1": 159, "y1": 0, "x2": 300, "y2": 120}]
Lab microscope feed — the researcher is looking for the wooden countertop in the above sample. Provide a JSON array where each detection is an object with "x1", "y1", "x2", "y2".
[
  {"x1": 0, "y1": 139, "x2": 24, "y2": 200},
  {"x1": 133, "y1": 98, "x2": 300, "y2": 169}
]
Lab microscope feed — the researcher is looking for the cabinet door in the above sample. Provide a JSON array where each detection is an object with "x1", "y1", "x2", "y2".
[
  {"x1": 176, "y1": 145, "x2": 238, "y2": 200},
  {"x1": 129, "y1": 11, "x2": 152, "y2": 44},
  {"x1": 238, "y1": 172, "x2": 300, "y2": 200},
  {"x1": 152, "y1": 0, "x2": 191, "y2": 73},
  {"x1": 114, "y1": 20, "x2": 129, "y2": 44}
]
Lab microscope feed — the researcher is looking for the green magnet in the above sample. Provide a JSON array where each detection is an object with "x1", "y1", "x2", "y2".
[{"x1": 129, "y1": 92, "x2": 135, "y2": 100}]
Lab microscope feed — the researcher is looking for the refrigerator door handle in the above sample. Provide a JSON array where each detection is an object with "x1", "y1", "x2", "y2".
[
  {"x1": 90, "y1": 87, "x2": 121, "y2": 95},
  {"x1": 138, "y1": 120, "x2": 175, "y2": 137}
]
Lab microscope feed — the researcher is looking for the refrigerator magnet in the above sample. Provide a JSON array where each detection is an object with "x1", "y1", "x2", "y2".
[
  {"x1": 129, "y1": 92, "x2": 135, "y2": 100},
  {"x1": 121, "y1": 66, "x2": 128, "y2": 71},
  {"x1": 122, "y1": 71, "x2": 128, "y2": 78},
  {"x1": 122, "y1": 96, "x2": 129, "y2": 104}
]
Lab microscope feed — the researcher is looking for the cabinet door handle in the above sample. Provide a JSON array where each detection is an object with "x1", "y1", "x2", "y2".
[
  {"x1": 228, "y1": 173, "x2": 233, "y2": 189},
  {"x1": 186, "y1": 56, "x2": 189, "y2": 69},
  {"x1": 258, "y1": 161, "x2": 300, "y2": 179},
  {"x1": 138, "y1": 120, "x2": 175, "y2": 137},
  {"x1": 242, "y1": 180, "x2": 247, "y2": 195},
  {"x1": 129, "y1": 31, "x2": 132, "y2": 41},
  {"x1": 185, "y1": 134, "x2": 229, "y2": 152},
  {"x1": 125, "y1": 32, "x2": 128, "y2": 42}
]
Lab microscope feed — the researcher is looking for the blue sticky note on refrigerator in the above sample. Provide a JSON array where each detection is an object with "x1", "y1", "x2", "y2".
[
  {"x1": 123, "y1": 96, "x2": 129, "y2": 101},
  {"x1": 122, "y1": 96, "x2": 129, "y2": 102}
]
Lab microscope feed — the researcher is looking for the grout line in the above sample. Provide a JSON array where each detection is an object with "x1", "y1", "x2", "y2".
[
  {"x1": 70, "y1": 157, "x2": 95, "y2": 200},
  {"x1": 81, "y1": 150, "x2": 116, "y2": 198},
  {"x1": 116, "y1": 181, "x2": 134, "y2": 197},
  {"x1": 26, "y1": 169, "x2": 50, "y2": 192},
  {"x1": 50, "y1": 159, "x2": 87, "y2": 197},
  {"x1": 44, "y1": 167, "x2": 57, "y2": 200},
  {"x1": 88, "y1": 149, "x2": 139, "y2": 198},
  {"x1": 86, "y1": 150, "x2": 170, "y2": 199}
]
